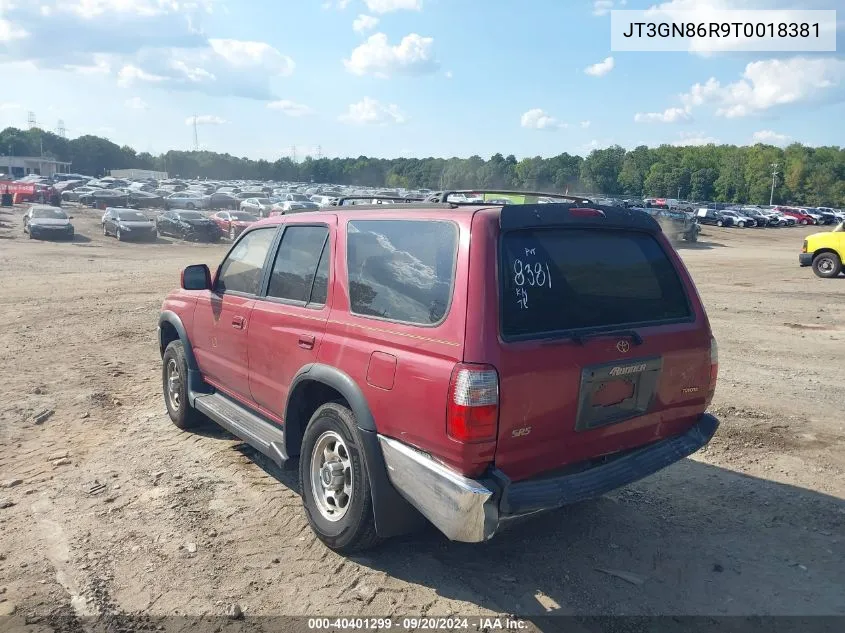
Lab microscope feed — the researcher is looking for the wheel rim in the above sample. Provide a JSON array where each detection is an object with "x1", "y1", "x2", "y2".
[
  {"x1": 166, "y1": 358, "x2": 181, "y2": 411},
  {"x1": 818, "y1": 258, "x2": 834, "y2": 273},
  {"x1": 116, "y1": 229, "x2": 121, "y2": 240},
  {"x1": 310, "y1": 430, "x2": 353, "y2": 522}
]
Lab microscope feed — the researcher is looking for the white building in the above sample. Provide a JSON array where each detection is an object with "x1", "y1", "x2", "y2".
[{"x1": 0, "y1": 156, "x2": 72, "y2": 178}]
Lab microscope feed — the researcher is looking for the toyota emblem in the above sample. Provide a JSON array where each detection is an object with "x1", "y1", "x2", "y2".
[{"x1": 616, "y1": 340, "x2": 630, "y2": 353}]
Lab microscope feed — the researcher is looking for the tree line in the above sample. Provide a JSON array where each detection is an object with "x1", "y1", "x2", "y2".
[{"x1": 2, "y1": 126, "x2": 843, "y2": 206}]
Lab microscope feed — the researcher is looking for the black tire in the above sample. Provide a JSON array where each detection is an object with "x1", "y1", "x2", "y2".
[
  {"x1": 162, "y1": 340, "x2": 204, "y2": 429},
  {"x1": 186, "y1": 203, "x2": 195, "y2": 210},
  {"x1": 299, "y1": 403, "x2": 380, "y2": 553},
  {"x1": 801, "y1": 219, "x2": 808, "y2": 225},
  {"x1": 686, "y1": 230, "x2": 698, "y2": 243},
  {"x1": 102, "y1": 223, "x2": 108, "y2": 236},
  {"x1": 812, "y1": 252, "x2": 843, "y2": 279},
  {"x1": 116, "y1": 228, "x2": 123, "y2": 241}
]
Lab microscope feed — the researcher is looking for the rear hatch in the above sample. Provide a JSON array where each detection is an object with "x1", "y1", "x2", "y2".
[{"x1": 490, "y1": 214, "x2": 712, "y2": 481}]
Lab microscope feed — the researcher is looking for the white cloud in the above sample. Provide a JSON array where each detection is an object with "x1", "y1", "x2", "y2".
[
  {"x1": 0, "y1": 17, "x2": 28, "y2": 41},
  {"x1": 0, "y1": 101, "x2": 21, "y2": 110},
  {"x1": 0, "y1": 2, "x2": 296, "y2": 100},
  {"x1": 124, "y1": 96, "x2": 149, "y2": 110},
  {"x1": 364, "y1": 0, "x2": 422, "y2": 14},
  {"x1": 679, "y1": 57, "x2": 845, "y2": 118},
  {"x1": 520, "y1": 108, "x2": 565, "y2": 130},
  {"x1": 343, "y1": 32, "x2": 437, "y2": 77},
  {"x1": 752, "y1": 130, "x2": 790, "y2": 145},
  {"x1": 634, "y1": 106, "x2": 692, "y2": 123},
  {"x1": 339, "y1": 97, "x2": 407, "y2": 125},
  {"x1": 266, "y1": 100, "x2": 313, "y2": 117},
  {"x1": 186, "y1": 115, "x2": 226, "y2": 126},
  {"x1": 352, "y1": 14, "x2": 379, "y2": 33},
  {"x1": 584, "y1": 56, "x2": 614, "y2": 77},
  {"x1": 580, "y1": 120, "x2": 591, "y2": 128},
  {"x1": 672, "y1": 131, "x2": 719, "y2": 146}
]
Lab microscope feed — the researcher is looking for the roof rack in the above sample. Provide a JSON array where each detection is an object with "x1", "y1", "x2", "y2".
[
  {"x1": 333, "y1": 195, "x2": 424, "y2": 206},
  {"x1": 428, "y1": 190, "x2": 594, "y2": 205}
]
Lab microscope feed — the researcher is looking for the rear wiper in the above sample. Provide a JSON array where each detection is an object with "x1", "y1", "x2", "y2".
[{"x1": 570, "y1": 329, "x2": 644, "y2": 346}]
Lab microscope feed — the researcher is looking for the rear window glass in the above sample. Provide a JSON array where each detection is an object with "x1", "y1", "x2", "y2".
[
  {"x1": 347, "y1": 220, "x2": 458, "y2": 325},
  {"x1": 500, "y1": 229, "x2": 691, "y2": 339}
]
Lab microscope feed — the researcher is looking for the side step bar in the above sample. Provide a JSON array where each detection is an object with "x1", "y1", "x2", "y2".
[{"x1": 194, "y1": 392, "x2": 291, "y2": 469}]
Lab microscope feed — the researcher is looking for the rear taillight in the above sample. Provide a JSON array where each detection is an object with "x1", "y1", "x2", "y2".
[
  {"x1": 446, "y1": 363, "x2": 499, "y2": 443},
  {"x1": 706, "y1": 337, "x2": 718, "y2": 408}
]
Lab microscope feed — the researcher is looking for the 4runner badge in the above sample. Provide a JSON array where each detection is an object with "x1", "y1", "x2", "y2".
[
  {"x1": 616, "y1": 340, "x2": 630, "y2": 353},
  {"x1": 609, "y1": 363, "x2": 647, "y2": 377}
]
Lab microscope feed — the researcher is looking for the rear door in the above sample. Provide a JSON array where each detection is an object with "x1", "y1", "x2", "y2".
[
  {"x1": 490, "y1": 224, "x2": 712, "y2": 482},
  {"x1": 247, "y1": 221, "x2": 333, "y2": 418}
]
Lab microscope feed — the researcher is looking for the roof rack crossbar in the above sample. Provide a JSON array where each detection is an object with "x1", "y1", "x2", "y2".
[
  {"x1": 430, "y1": 190, "x2": 593, "y2": 205},
  {"x1": 334, "y1": 195, "x2": 424, "y2": 206}
]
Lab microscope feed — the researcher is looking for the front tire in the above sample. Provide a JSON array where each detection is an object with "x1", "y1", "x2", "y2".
[
  {"x1": 162, "y1": 340, "x2": 204, "y2": 429},
  {"x1": 116, "y1": 228, "x2": 123, "y2": 241},
  {"x1": 812, "y1": 252, "x2": 843, "y2": 279},
  {"x1": 716, "y1": 220, "x2": 724, "y2": 227},
  {"x1": 801, "y1": 219, "x2": 809, "y2": 225},
  {"x1": 299, "y1": 403, "x2": 380, "y2": 553}
]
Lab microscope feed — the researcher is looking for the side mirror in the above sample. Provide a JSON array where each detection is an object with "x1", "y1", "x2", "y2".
[
  {"x1": 181, "y1": 264, "x2": 211, "y2": 291},
  {"x1": 68, "y1": 215, "x2": 74, "y2": 219}
]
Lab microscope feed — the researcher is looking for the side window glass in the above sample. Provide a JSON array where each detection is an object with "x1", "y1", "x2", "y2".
[
  {"x1": 267, "y1": 226, "x2": 329, "y2": 303},
  {"x1": 216, "y1": 228, "x2": 276, "y2": 295}
]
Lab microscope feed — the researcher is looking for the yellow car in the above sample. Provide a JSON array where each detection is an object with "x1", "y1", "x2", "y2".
[{"x1": 800, "y1": 222, "x2": 845, "y2": 278}]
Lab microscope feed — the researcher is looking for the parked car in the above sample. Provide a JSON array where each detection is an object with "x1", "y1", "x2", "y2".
[
  {"x1": 126, "y1": 190, "x2": 165, "y2": 209},
  {"x1": 278, "y1": 193, "x2": 312, "y2": 204},
  {"x1": 61, "y1": 185, "x2": 101, "y2": 202},
  {"x1": 719, "y1": 210, "x2": 754, "y2": 227},
  {"x1": 735, "y1": 208, "x2": 769, "y2": 227},
  {"x1": 164, "y1": 192, "x2": 208, "y2": 210},
  {"x1": 78, "y1": 189, "x2": 129, "y2": 207},
  {"x1": 102, "y1": 207, "x2": 157, "y2": 241},
  {"x1": 240, "y1": 197, "x2": 274, "y2": 218},
  {"x1": 696, "y1": 208, "x2": 735, "y2": 227},
  {"x1": 651, "y1": 208, "x2": 701, "y2": 242},
  {"x1": 805, "y1": 207, "x2": 837, "y2": 225},
  {"x1": 158, "y1": 197, "x2": 720, "y2": 552},
  {"x1": 310, "y1": 195, "x2": 339, "y2": 208},
  {"x1": 269, "y1": 201, "x2": 320, "y2": 215},
  {"x1": 211, "y1": 210, "x2": 258, "y2": 240},
  {"x1": 156, "y1": 210, "x2": 219, "y2": 241},
  {"x1": 779, "y1": 208, "x2": 818, "y2": 225},
  {"x1": 756, "y1": 210, "x2": 792, "y2": 226},
  {"x1": 24, "y1": 205, "x2": 74, "y2": 240},
  {"x1": 800, "y1": 222, "x2": 845, "y2": 278},
  {"x1": 204, "y1": 192, "x2": 242, "y2": 210}
]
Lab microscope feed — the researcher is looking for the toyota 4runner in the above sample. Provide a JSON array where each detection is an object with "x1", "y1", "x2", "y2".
[{"x1": 158, "y1": 191, "x2": 720, "y2": 552}]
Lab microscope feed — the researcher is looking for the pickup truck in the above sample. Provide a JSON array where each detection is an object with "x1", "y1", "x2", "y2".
[{"x1": 800, "y1": 222, "x2": 845, "y2": 278}]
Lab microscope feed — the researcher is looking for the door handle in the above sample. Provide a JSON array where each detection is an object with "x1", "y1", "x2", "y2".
[
  {"x1": 231, "y1": 315, "x2": 246, "y2": 330},
  {"x1": 298, "y1": 334, "x2": 315, "y2": 350}
]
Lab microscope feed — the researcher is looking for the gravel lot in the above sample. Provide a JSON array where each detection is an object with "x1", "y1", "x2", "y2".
[{"x1": 0, "y1": 204, "x2": 843, "y2": 628}]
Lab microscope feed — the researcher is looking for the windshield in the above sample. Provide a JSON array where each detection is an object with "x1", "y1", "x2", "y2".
[
  {"x1": 118, "y1": 211, "x2": 149, "y2": 222},
  {"x1": 177, "y1": 211, "x2": 205, "y2": 219},
  {"x1": 32, "y1": 207, "x2": 67, "y2": 219},
  {"x1": 231, "y1": 212, "x2": 257, "y2": 221}
]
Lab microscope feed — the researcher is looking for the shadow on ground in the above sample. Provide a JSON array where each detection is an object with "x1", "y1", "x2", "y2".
[{"x1": 223, "y1": 437, "x2": 845, "y2": 620}]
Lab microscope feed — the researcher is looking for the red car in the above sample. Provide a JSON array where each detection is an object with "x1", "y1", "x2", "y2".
[
  {"x1": 777, "y1": 207, "x2": 817, "y2": 225},
  {"x1": 158, "y1": 191, "x2": 720, "y2": 552},
  {"x1": 210, "y1": 210, "x2": 258, "y2": 240}
]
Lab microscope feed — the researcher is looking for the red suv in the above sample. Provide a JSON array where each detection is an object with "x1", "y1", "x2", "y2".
[
  {"x1": 158, "y1": 192, "x2": 720, "y2": 552},
  {"x1": 777, "y1": 206, "x2": 818, "y2": 225}
]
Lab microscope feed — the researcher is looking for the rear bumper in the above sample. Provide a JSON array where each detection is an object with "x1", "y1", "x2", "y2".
[
  {"x1": 799, "y1": 253, "x2": 813, "y2": 267},
  {"x1": 378, "y1": 413, "x2": 719, "y2": 543}
]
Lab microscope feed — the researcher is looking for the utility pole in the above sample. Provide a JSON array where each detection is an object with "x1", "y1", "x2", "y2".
[
  {"x1": 769, "y1": 162, "x2": 779, "y2": 206},
  {"x1": 316, "y1": 145, "x2": 322, "y2": 160},
  {"x1": 27, "y1": 111, "x2": 37, "y2": 129},
  {"x1": 291, "y1": 145, "x2": 297, "y2": 163},
  {"x1": 192, "y1": 115, "x2": 199, "y2": 151},
  {"x1": 57, "y1": 120, "x2": 66, "y2": 139}
]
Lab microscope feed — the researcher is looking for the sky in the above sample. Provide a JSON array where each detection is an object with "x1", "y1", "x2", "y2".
[{"x1": 0, "y1": 0, "x2": 843, "y2": 161}]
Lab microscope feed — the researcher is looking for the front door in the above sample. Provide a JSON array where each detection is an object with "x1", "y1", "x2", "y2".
[{"x1": 192, "y1": 226, "x2": 278, "y2": 403}]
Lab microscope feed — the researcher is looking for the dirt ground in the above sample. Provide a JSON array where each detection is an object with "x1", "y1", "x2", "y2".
[{"x1": 0, "y1": 203, "x2": 843, "y2": 628}]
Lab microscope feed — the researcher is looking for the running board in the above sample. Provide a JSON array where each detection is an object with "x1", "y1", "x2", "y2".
[{"x1": 194, "y1": 392, "x2": 291, "y2": 469}]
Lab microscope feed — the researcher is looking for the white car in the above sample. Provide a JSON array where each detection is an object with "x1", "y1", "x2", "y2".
[
  {"x1": 270, "y1": 200, "x2": 320, "y2": 215},
  {"x1": 240, "y1": 197, "x2": 273, "y2": 218},
  {"x1": 310, "y1": 195, "x2": 339, "y2": 208}
]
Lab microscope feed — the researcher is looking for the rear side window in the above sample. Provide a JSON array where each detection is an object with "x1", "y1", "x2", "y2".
[
  {"x1": 347, "y1": 220, "x2": 458, "y2": 325},
  {"x1": 267, "y1": 225, "x2": 329, "y2": 304},
  {"x1": 500, "y1": 229, "x2": 691, "y2": 339}
]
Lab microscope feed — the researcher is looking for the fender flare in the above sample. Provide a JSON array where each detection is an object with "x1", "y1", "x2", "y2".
[
  {"x1": 285, "y1": 363, "x2": 425, "y2": 538},
  {"x1": 158, "y1": 311, "x2": 208, "y2": 399}
]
